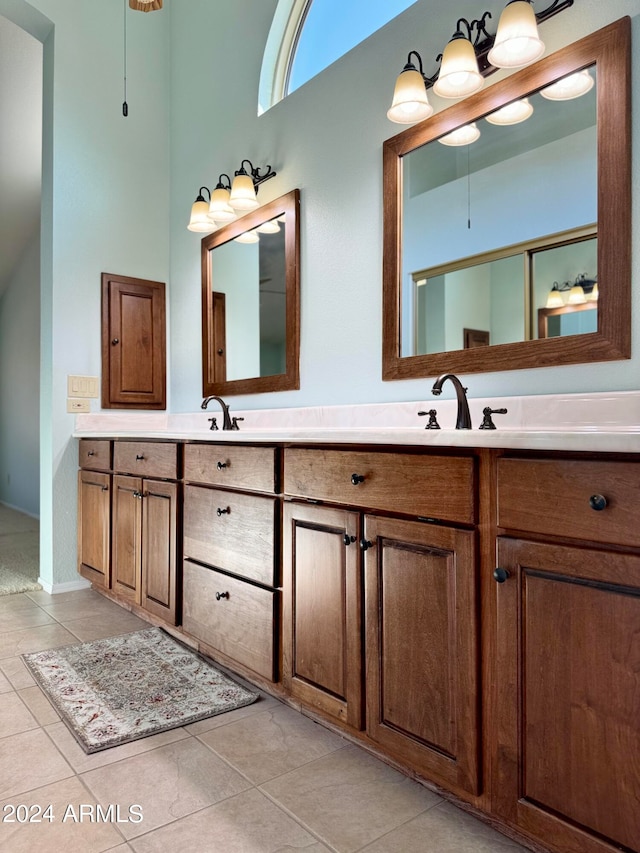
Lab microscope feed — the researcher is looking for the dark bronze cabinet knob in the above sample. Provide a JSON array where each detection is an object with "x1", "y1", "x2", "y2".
[
  {"x1": 217, "y1": 461, "x2": 227, "y2": 470},
  {"x1": 111, "y1": 338, "x2": 119, "y2": 345},
  {"x1": 351, "y1": 473, "x2": 365, "y2": 485},
  {"x1": 215, "y1": 591, "x2": 229, "y2": 601},
  {"x1": 217, "y1": 348, "x2": 224, "y2": 355},
  {"x1": 360, "y1": 539, "x2": 373, "y2": 551},
  {"x1": 493, "y1": 568, "x2": 510, "y2": 583},
  {"x1": 589, "y1": 494, "x2": 607, "y2": 511},
  {"x1": 216, "y1": 506, "x2": 230, "y2": 516},
  {"x1": 343, "y1": 534, "x2": 356, "y2": 546},
  {"x1": 87, "y1": 450, "x2": 95, "y2": 457},
  {"x1": 135, "y1": 454, "x2": 144, "y2": 461}
]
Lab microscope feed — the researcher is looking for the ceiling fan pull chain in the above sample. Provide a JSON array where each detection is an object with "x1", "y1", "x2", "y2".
[{"x1": 122, "y1": 0, "x2": 129, "y2": 117}]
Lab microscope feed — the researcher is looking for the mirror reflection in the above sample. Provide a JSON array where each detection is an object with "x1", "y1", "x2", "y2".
[
  {"x1": 401, "y1": 68, "x2": 597, "y2": 357},
  {"x1": 201, "y1": 189, "x2": 300, "y2": 397}
]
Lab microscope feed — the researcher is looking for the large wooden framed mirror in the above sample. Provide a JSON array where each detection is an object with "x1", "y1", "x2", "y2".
[
  {"x1": 202, "y1": 189, "x2": 300, "y2": 396},
  {"x1": 382, "y1": 18, "x2": 630, "y2": 380}
]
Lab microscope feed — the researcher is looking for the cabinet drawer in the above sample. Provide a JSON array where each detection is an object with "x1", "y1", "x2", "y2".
[
  {"x1": 184, "y1": 444, "x2": 276, "y2": 493},
  {"x1": 79, "y1": 439, "x2": 111, "y2": 471},
  {"x1": 284, "y1": 448, "x2": 475, "y2": 523},
  {"x1": 184, "y1": 485, "x2": 278, "y2": 586},
  {"x1": 497, "y1": 458, "x2": 640, "y2": 546},
  {"x1": 182, "y1": 560, "x2": 276, "y2": 681},
  {"x1": 113, "y1": 441, "x2": 177, "y2": 479}
]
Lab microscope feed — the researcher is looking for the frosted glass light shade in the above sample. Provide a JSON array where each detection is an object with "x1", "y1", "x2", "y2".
[
  {"x1": 234, "y1": 230, "x2": 260, "y2": 243},
  {"x1": 545, "y1": 288, "x2": 565, "y2": 308},
  {"x1": 540, "y1": 70, "x2": 594, "y2": 101},
  {"x1": 229, "y1": 173, "x2": 259, "y2": 211},
  {"x1": 587, "y1": 282, "x2": 599, "y2": 302},
  {"x1": 256, "y1": 219, "x2": 281, "y2": 234},
  {"x1": 438, "y1": 122, "x2": 480, "y2": 146},
  {"x1": 568, "y1": 284, "x2": 586, "y2": 304},
  {"x1": 485, "y1": 97, "x2": 533, "y2": 125},
  {"x1": 188, "y1": 200, "x2": 215, "y2": 233},
  {"x1": 434, "y1": 36, "x2": 484, "y2": 99},
  {"x1": 487, "y1": 1, "x2": 545, "y2": 69},
  {"x1": 387, "y1": 69, "x2": 433, "y2": 124},
  {"x1": 209, "y1": 187, "x2": 236, "y2": 222}
]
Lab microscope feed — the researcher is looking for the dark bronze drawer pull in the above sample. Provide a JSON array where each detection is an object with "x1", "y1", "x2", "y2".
[
  {"x1": 216, "y1": 506, "x2": 230, "y2": 516},
  {"x1": 351, "y1": 473, "x2": 365, "y2": 485},
  {"x1": 215, "y1": 591, "x2": 229, "y2": 601},
  {"x1": 87, "y1": 450, "x2": 95, "y2": 457},
  {"x1": 217, "y1": 461, "x2": 228, "y2": 470},
  {"x1": 135, "y1": 454, "x2": 145, "y2": 461},
  {"x1": 493, "y1": 568, "x2": 510, "y2": 583},
  {"x1": 589, "y1": 494, "x2": 608, "y2": 511},
  {"x1": 101, "y1": 485, "x2": 109, "y2": 492}
]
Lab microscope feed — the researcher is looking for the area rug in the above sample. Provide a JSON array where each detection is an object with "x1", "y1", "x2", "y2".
[{"x1": 22, "y1": 627, "x2": 259, "y2": 753}]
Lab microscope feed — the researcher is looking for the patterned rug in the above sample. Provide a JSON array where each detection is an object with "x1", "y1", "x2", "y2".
[{"x1": 23, "y1": 628, "x2": 259, "y2": 753}]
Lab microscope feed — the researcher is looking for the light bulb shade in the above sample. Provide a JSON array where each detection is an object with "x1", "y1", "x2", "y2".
[
  {"x1": 438, "y1": 122, "x2": 480, "y2": 146},
  {"x1": 434, "y1": 36, "x2": 484, "y2": 99},
  {"x1": 387, "y1": 69, "x2": 433, "y2": 124},
  {"x1": 256, "y1": 219, "x2": 281, "y2": 234},
  {"x1": 587, "y1": 282, "x2": 599, "y2": 301},
  {"x1": 545, "y1": 288, "x2": 565, "y2": 308},
  {"x1": 187, "y1": 199, "x2": 215, "y2": 233},
  {"x1": 229, "y1": 173, "x2": 259, "y2": 211},
  {"x1": 487, "y1": 1, "x2": 545, "y2": 69},
  {"x1": 234, "y1": 230, "x2": 260, "y2": 243},
  {"x1": 485, "y1": 97, "x2": 533, "y2": 125},
  {"x1": 540, "y1": 69, "x2": 594, "y2": 101},
  {"x1": 568, "y1": 284, "x2": 586, "y2": 304},
  {"x1": 209, "y1": 186, "x2": 236, "y2": 222}
]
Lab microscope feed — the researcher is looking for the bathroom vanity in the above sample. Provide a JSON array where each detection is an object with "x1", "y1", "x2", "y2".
[{"x1": 76, "y1": 397, "x2": 640, "y2": 853}]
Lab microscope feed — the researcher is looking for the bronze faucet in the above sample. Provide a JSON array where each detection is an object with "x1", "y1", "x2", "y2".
[
  {"x1": 201, "y1": 395, "x2": 235, "y2": 430},
  {"x1": 431, "y1": 374, "x2": 472, "y2": 429}
]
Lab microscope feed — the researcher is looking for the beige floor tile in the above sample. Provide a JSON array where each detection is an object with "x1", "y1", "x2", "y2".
[
  {"x1": 61, "y1": 611, "x2": 149, "y2": 642},
  {"x1": 0, "y1": 623, "x2": 77, "y2": 659},
  {"x1": 0, "y1": 776, "x2": 124, "y2": 853},
  {"x1": 359, "y1": 801, "x2": 530, "y2": 853},
  {"x1": 184, "y1": 693, "x2": 282, "y2": 735},
  {"x1": 17, "y1": 685, "x2": 60, "y2": 726},
  {"x1": 41, "y1": 594, "x2": 127, "y2": 623},
  {"x1": 261, "y1": 745, "x2": 441, "y2": 853},
  {"x1": 0, "y1": 667, "x2": 12, "y2": 693},
  {"x1": 0, "y1": 607, "x2": 56, "y2": 632},
  {"x1": 81, "y1": 737, "x2": 252, "y2": 839},
  {"x1": 25, "y1": 588, "x2": 94, "y2": 606},
  {"x1": 198, "y1": 704, "x2": 347, "y2": 784},
  {"x1": 0, "y1": 729, "x2": 73, "y2": 799},
  {"x1": 129, "y1": 788, "x2": 330, "y2": 853},
  {"x1": 0, "y1": 655, "x2": 36, "y2": 689},
  {"x1": 0, "y1": 594, "x2": 43, "y2": 613},
  {"x1": 0, "y1": 690, "x2": 39, "y2": 737},
  {"x1": 44, "y1": 721, "x2": 190, "y2": 774}
]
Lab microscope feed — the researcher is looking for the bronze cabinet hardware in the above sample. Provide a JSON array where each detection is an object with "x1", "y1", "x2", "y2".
[
  {"x1": 493, "y1": 568, "x2": 510, "y2": 583},
  {"x1": 351, "y1": 473, "x2": 365, "y2": 485},
  {"x1": 215, "y1": 591, "x2": 229, "y2": 601},
  {"x1": 589, "y1": 494, "x2": 608, "y2": 511}
]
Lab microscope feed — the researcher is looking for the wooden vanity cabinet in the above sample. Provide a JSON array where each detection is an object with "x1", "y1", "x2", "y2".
[
  {"x1": 182, "y1": 443, "x2": 280, "y2": 682},
  {"x1": 282, "y1": 447, "x2": 480, "y2": 797},
  {"x1": 110, "y1": 441, "x2": 179, "y2": 624},
  {"x1": 494, "y1": 456, "x2": 640, "y2": 853},
  {"x1": 78, "y1": 440, "x2": 112, "y2": 588}
]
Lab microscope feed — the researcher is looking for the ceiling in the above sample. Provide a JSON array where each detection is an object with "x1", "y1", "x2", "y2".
[{"x1": 0, "y1": 15, "x2": 42, "y2": 299}]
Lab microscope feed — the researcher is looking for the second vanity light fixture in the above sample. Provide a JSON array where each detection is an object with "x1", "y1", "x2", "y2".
[
  {"x1": 387, "y1": 0, "x2": 574, "y2": 124},
  {"x1": 187, "y1": 160, "x2": 276, "y2": 233}
]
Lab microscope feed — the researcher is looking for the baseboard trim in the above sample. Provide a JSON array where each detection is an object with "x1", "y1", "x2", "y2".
[
  {"x1": 0, "y1": 500, "x2": 39, "y2": 521},
  {"x1": 37, "y1": 578, "x2": 92, "y2": 595}
]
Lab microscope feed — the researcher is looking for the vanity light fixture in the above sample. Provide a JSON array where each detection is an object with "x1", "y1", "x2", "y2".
[
  {"x1": 485, "y1": 97, "x2": 533, "y2": 125},
  {"x1": 545, "y1": 275, "x2": 597, "y2": 308},
  {"x1": 187, "y1": 160, "x2": 276, "y2": 233},
  {"x1": 256, "y1": 219, "x2": 281, "y2": 234},
  {"x1": 438, "y1": 122, "x2": 480, "y2": 146},
  {"x1": 234, "y1": 230, "x2": 260, "y2": 244},
  {"x1": 387, "y1": 0, "x2": 573, "y2": 123},
  {"x1": 129, "y1": 0, "x2": 162, "y2": 10},
  {"x1": 540, "y1": 69, "x2": 594, "y2": 101}
]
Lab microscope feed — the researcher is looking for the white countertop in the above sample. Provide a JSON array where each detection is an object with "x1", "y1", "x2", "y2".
[{"x1": 73, "y1": 391, "x2": 640, "y2": 454}]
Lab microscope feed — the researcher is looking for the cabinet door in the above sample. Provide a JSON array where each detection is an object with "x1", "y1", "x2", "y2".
[
  {"x1": 494, "y1": 538, "x2": 640, "y2": 853},
  {"x1": 365, "y1": 516, "x2": 479, "y2": 795},
  {"x1": 111, "y1": 475, "x2": 142, "y2": 603},
  {"x1": 141, "y1": 479, "x2": 178, "y2": 625},
  {"x1": 101, "y1": 272, "x2": 166, "y2": 409},
  {"x1": 283, "y1": 502, "x2": 363, "y2": 729},
  {"x1": 78, "y1": 470, "x2": 111, "y2": 588}
]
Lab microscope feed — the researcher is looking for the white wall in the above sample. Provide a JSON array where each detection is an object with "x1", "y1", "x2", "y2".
[{"x1": 0, "y1": 232, "x2": 40, "y2": 516}]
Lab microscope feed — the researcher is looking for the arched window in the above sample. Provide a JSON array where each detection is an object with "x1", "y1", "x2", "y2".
[{"x1": 259, "y1": 0, "x2": 418, "y2": 114}]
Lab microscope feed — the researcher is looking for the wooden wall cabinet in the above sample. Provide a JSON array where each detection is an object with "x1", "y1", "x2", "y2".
[{"x1": 101, "y1": 272, "x2": 166, "y2": 410}]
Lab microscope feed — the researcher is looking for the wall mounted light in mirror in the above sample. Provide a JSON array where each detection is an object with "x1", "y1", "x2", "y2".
[
  {"x1": 201, "y1": 189, "x2": 300, "y2": 396},
  {"x1": 387, "y1": 0, "x2": 574, "y2": 123},
  {"x1": 382, "y1": 18, "x2": 630, "y2": 380}
]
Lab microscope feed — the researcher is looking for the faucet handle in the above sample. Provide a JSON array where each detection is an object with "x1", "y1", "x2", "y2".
[
  {"x1": 479, "y1": 407, "x2": 508, "y2": 430},
  {"x1": 418, "y1": 409, "x2": 441, "y2": 430},
  {"x1": 208, "y1": 417, "x2": 218, "y2": 431},
  {"x1": 231, "y1": 417, "x2": 244, "y2": 431}
]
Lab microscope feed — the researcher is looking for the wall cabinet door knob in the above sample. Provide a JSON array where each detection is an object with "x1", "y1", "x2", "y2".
[
  {"x1": 589, "y1": 494, "x2": 608, "y2": 511},
  {"x1": 111, "y1": 338, "x2": 119, "y2": 345},
  {"x1": 493, "y1": 568, "x2": 510, "y2": 583}
]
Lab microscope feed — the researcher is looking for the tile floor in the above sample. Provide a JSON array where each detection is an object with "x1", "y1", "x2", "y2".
[{"x1": 0, "y1": 588, "x2": 531, "y2": 853}]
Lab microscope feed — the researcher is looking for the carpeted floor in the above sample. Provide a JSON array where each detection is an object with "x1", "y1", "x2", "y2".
[{"x1": 0, "y1": 504, "x2": 41, "y2": 595}]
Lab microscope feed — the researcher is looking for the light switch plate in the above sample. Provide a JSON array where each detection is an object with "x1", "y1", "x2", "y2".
[
  {"x1": 68, "y1": 375, "x2": 99, "y2": 398},
  {"x1": 67, "y1": 398, "x2": 90, "y2": 413}
]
